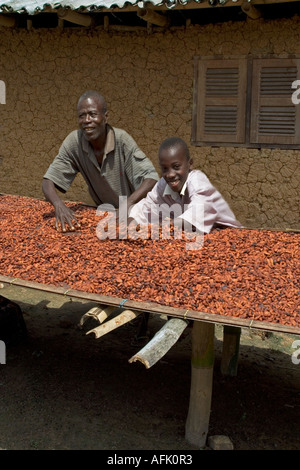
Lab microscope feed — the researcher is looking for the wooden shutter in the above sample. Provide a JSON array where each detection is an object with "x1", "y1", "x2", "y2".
[
  {"x1": 250, "y1": 58, "x2": 300, "y2": 145},
  {"x1": 193, "y1": 58, "x2": 247, "y2": 144}
]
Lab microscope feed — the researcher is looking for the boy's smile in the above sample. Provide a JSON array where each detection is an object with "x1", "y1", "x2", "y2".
[{"x1": 159, "y1": 145, "x2": 193, "y2": 194}]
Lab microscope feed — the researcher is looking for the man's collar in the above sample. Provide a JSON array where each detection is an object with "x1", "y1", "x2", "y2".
[
  {"x1": 105, "y1": 125, "x2": 115, "y2": 154},
  {"x1": 82, "y1": 124, "x2": 115, "y2": 155},
  {"x1": 163, "y1": 179, "x2": 188, "y2": 200}
]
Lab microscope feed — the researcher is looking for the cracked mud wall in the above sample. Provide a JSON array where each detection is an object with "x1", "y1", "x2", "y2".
[{"x1": 0, "y1": 16, "x2": 299, "y2": 230}]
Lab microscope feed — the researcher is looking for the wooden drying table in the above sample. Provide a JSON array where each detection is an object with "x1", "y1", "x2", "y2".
[{"x1": 1, "y1": 273, "x2": 300, "y2": 448}]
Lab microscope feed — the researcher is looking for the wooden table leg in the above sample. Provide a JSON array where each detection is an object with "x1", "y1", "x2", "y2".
[
  {"x1": 220, "y1": 325, "x2": 241, "y2": 377},
  {"x1": 185, "y1": 320, "x2": 215, "y2": 448}
]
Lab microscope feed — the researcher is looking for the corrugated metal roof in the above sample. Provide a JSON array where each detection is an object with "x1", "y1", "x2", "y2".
[{"x1": 0, "y1": 0, "x2": 169, "y2": 14}]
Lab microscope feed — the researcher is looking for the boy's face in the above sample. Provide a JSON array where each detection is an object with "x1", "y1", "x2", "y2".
[{"x1": 159, "y1": 145, "x2": 193, "y2": 193}]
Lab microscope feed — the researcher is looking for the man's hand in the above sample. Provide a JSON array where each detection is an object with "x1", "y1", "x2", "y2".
[
  {"x1": 42, "y1": 179, "x2": 81, "y2": 232},
  {"x1": 53, "y1": 200, "x2": 81, "y2": 232}
]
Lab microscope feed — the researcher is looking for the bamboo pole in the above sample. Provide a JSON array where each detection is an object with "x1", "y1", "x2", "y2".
[
  {"x1": 185, "y1": 320, "x2": 215, "y2": 448},
  {"x1": 57, "y1": 8, "x2": 93, "y2": 27},
  {"x1": 220, "y1": 326, "x2": 241, "y2": 376},
  {"x1": 78, "y1": 305, "x2": 116, "y2": 328},
  {"x1": 86, "y1": 309, "x2": 140, "y2": 339},
  {"x1": 129, "y1": 318, "x2": 189, "y2": 369},
  {"x1": 137, "y1": 8, "x2": 170, "y2": 27},
  {"x1": 241, "y1": 2, "x2": 262, "y2": 19}
]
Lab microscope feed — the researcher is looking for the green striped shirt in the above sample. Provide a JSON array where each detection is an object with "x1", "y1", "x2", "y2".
[{"x1": 44, "y1": 125, "x2": 159, "y2": 207}]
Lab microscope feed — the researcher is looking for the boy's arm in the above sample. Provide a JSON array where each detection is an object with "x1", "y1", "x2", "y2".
[
  {"x1": 178, "y1": 193, "x2": 217, "y2": 234},
  {"x1": 180, "y1": 171, "x2": 242, "y2": 232},
  {"x1": 128, "y1": 179, "x2": 162, "y2": 226}
]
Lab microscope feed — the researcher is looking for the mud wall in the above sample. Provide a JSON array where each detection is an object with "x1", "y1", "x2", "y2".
[{"x1": 0, "y1": 16, "x2": 299, "y2": 229}]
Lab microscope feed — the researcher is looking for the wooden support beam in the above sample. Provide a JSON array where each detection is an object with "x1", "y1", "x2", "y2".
[
  {"x1": 104, "y1": 15, "x2": 109, "y2": 31},
  {"x1": 129, "y1": 318, "x2": 189, "y2": 369},
  {"x1": 220, "y1": 325, "x2": 241, "y2": 377},
  {"x1": 147, "y1": 21, "x2": 153, "y2": 35},
  {"x1": 86, "y1": 309, "x2": 140, "y2": 339},
  {"x1": 0, "y1": 14, "x2": 16, "y2": 27},
  {"x1": 57, "y1": 18, "x2": 64, "y2": 29},
  {"x1": 57, "y1": 8, "x2": 93, "y2": 27},
  {"x1": 79, "y1": 305, "x2": 115, "y2": 328},
  {"x1": 137, "y1": 8, "x2": 170, "y2": 27},
  {"x1": 185, "y1": 321, "x2": 215, "y2": 449}
]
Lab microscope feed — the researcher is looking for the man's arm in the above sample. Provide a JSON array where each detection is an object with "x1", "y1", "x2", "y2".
[{"x1": 42, "y1": 178, "x2": 80, "y2": 232}]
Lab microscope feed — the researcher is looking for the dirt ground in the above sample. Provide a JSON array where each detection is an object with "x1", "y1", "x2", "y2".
[{"x1": 1, "y1": 282, "x2": 300, "y2": 451}]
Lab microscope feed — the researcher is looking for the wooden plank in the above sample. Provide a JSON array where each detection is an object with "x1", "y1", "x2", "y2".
[{"x1": 0, "y1": 274, "x2": 300, "y2": 336}]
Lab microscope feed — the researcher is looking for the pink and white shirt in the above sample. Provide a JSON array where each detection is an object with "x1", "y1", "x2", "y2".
[{"x1": 129, "y1": 170, "x2": 242, "y2": 233}]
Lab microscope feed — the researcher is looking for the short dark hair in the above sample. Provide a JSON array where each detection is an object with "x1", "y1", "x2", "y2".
[
  {"x1": 159, "y1": 137, "x2": 190, "y2": 161},
  {"x1": 77, "y1": 90, "x2": 107, "y2": 113}
]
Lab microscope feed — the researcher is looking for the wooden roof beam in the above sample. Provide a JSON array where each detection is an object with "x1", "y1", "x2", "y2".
[
  {"x1": 137, "y1": 8, "x2": 170, "y2": 27},
  {"x1": 241, "y1": 1, "x2": 263, "y2": 19},
  {"x1": 57, "y1": 8, "x2": 94, "y2": 27},
  {"x1": 0, "y1": 14, "x2": 16, "y2": 27}
]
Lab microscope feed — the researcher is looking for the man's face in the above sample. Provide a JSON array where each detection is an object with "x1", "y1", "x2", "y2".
[
  {"x1": 77, "y1": 96, "x2": 108, "y2": 142},
  {"x1": 159, "y1": 145, "x2": 192, "y2": 193}
]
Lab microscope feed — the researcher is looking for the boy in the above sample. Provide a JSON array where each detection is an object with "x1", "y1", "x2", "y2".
[{"x1": 128, "y1": 137, "x2": 242, "y2": 235}]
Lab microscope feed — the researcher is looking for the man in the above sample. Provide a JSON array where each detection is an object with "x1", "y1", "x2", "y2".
[{"x1": 42, "y1": 90, "x2": 159, "y2": 232}]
